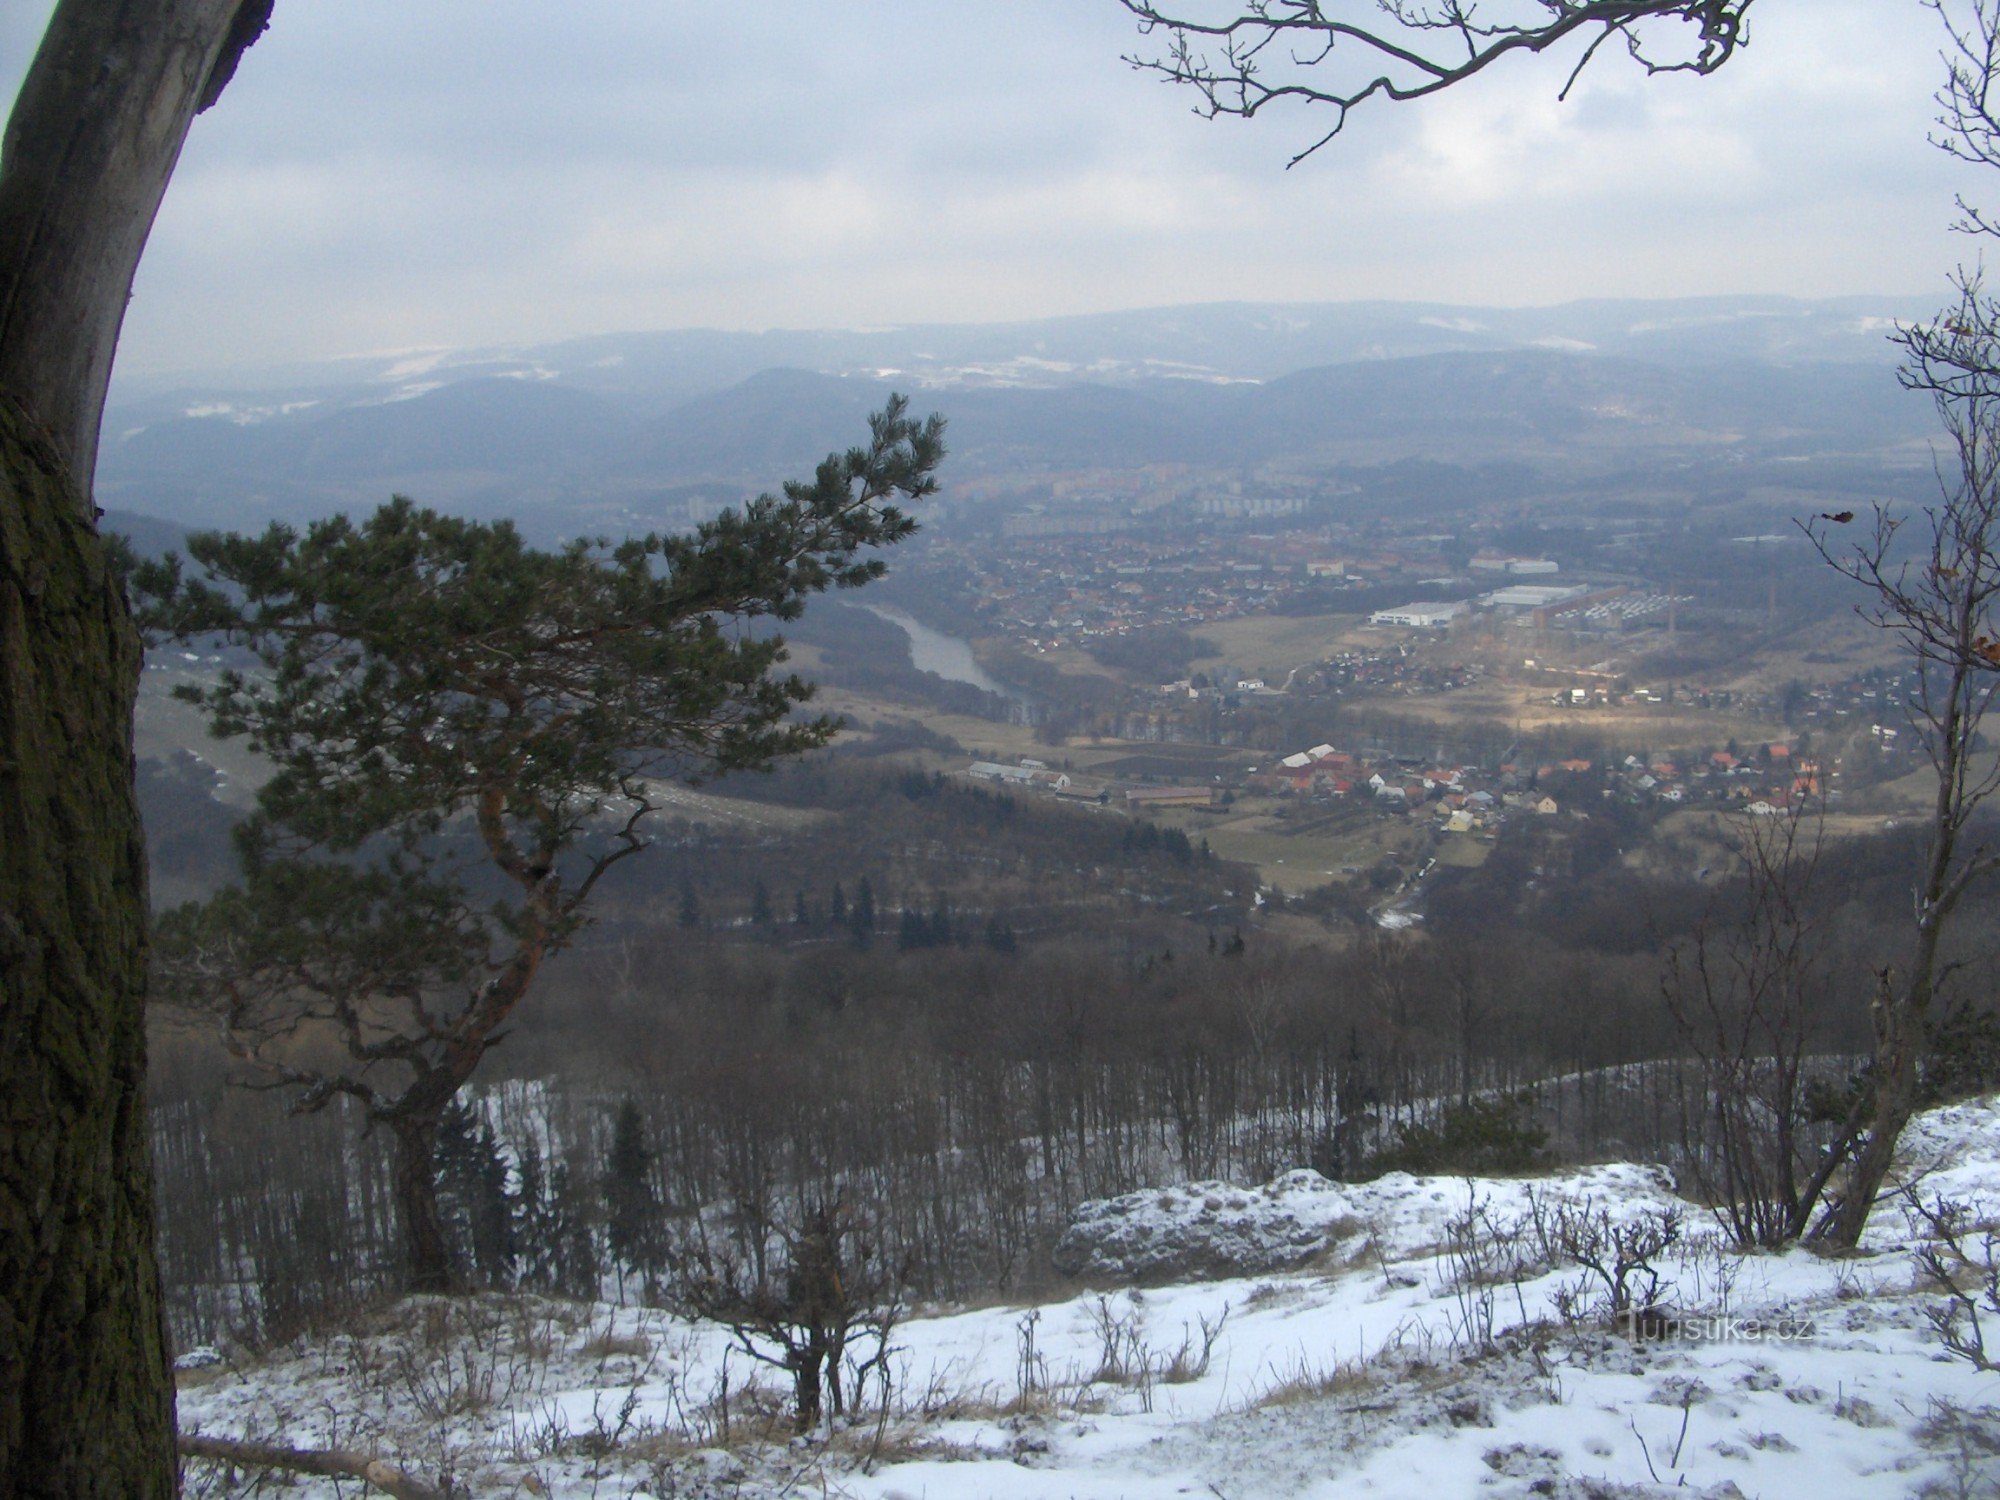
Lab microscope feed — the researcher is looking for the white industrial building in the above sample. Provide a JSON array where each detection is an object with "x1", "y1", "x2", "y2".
[
  {"x1": 1370, "y1": 600, "x2": 1469, "y2": 629},
  {"x1": 1478, "y1": 584, "x2": 1590, "y2": 611}
]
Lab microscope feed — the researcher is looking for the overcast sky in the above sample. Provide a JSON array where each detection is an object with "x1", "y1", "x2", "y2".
[{"x1": 3, "y1": 1, "x2": 1985, "y2": 379}]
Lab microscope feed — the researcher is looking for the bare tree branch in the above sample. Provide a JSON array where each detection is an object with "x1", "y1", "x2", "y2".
[
  {"x1": 179, "y1": 1432, "x2": 444, "y2": 1500},
  {"x1": 1118, "y1": 1, "x2": 1756, "y2": 164}
]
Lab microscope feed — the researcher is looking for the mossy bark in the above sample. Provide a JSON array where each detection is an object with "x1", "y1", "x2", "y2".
[{"x1": 0, "y1": 400, "x2": 175, "y2": 1496}]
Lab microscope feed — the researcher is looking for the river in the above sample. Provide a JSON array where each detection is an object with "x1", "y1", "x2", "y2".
[{"x1": 859, "y1": 603, "x2": 1024, "y2": 701}]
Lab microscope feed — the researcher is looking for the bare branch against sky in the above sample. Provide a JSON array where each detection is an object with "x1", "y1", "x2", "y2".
[{"x1": 1, "y1": 0, "x2": 1980, "y2": 377}]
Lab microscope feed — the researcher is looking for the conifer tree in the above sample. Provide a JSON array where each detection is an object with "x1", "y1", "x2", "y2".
[
  {"x1": 518, "y1": 1138, "x2": 599, "y2": 1300},
  {"x1": 434, "y1": 1096, "x2": 518, "y2": 1288},
  {"x1": 138, "y1": 401, "x2": 944, "y2": 1291},
  {"x1": 514, "y1": 1136, "x2": 560, "y2": 1292},
  {"x1": 603, "y1": 1098, "x2": 664, "y2": 1302}
]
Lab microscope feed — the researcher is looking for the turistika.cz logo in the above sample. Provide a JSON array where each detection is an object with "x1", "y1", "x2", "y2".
[{"x1": 1622, "y1": 1309, "x2": 1817, "y2": 1343}]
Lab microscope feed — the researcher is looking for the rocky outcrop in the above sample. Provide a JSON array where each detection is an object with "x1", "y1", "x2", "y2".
[{"x1": 1052, "y1": 1169, "x2": 1360, "y2": 1283}]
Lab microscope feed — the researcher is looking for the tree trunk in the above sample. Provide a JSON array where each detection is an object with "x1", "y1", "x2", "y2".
[
  {"x1": 791, "y1": 1353, "x2": 823, "y2": 1434},
  {"x1": 1824, "y1": 977, "x2": 1926, "y2": 1247},
  {"x1": 0, "y1": 400, "x2": 174, "y2": 1496},
  {"x1": 0, "y1": 0, "x2": 266, "y2": 485},
  {"x1": 1822, "y1": 651, "x2": 1969, "y2": 1249},
  {"x1": 1, "y1": 5, "x2": 268, "y2": 1489},
  {"x1": 390, "y1": 1113, "x2": 459, "y2": 1295}
]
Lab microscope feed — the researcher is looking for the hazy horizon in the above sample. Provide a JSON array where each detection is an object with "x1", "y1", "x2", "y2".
[
  {"x1": 6, "y1": 2, "x2": 1981, "y2": 379},
  {"x1": 102, "y1": 289, "x2": 1944, "y2": 405}
]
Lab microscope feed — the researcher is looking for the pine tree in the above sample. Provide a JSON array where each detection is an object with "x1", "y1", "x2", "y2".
[
  {"x1": 515, "y1": 1136, "x2": 560, "y2": 1293},
  {"x1": 138, "y1": 403, "x2": 945, "y2": 1292},
  {"x1": 433, "y1": 1096, "x2": 517, "y2": 1288},
  {"x1": 603, "y1": 1098, "x2": 664, "y2": 1302},
  {"x1": 750, "y1": 878, "x2": 773, "y2": 926}
]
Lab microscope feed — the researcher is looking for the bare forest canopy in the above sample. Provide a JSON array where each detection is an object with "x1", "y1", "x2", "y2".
[{"x1": 149, "y1": 776, "x2": 2000, "y2": 1347}]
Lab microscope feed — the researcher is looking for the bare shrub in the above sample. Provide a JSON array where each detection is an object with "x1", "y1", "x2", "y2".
[
  {"x1": 1161, "y1": 1308, "x2": 1229, "y2": 1384},
  {"x1": 1915, "y1": 1397, "x2": 2000, "y2": 1500},
  {"x1": 1909, "y1": 1191, "x2": 2000, "y2": 1373},
  {"x1": 389, "y1": 1299, "x2": 554, "y2": 1422},
  {"x1": 665, "y1": 1195, "x2": 904, "y2": 1433},
  {"x1": 1083, "y1": 1294, "x2": 1146, "y2": 1386},
  {"x1": 1524, "y1": 1194, "x2": 1683, "y2": 1328}
]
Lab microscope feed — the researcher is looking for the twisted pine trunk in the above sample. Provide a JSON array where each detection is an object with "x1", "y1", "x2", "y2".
[{"x1": 391, "y1": 1109, "x2": 459, "y2": 1294}]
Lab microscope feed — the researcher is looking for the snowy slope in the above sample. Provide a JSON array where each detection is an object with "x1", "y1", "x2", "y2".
[{"x1": 177, "y1": 1095, "x2": 2000, "y2": 1499}]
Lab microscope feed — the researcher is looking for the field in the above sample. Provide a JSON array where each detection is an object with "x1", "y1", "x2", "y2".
[
  {"x1": 1187, "y1": 612, "x2": 1371, "y2": 681},
  {"x1": 1708, "y1": 610, "x2": 1906, "y2": 689},
  {"x1": 135, "y1": 663, "x2": 271, "y2": 807},
  {"x1": 1146, "y1": 795, "x2": 1433, "y2": 889},
  {"x1": 1088, "y1": 745, "x2": 1254, "y2": 781},
  {"x1": 1365, "y1": 678, "x2": 1792, "y2": 748},
  {"x1": 1432, "y1": 832, "x2": 1494, "y2": 868},
  {"x1": 1165, "y1": 610, "x2": 1833, "y2": 755}
]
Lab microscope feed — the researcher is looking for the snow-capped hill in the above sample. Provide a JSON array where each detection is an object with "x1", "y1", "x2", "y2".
[{"x1": 178, "y1": 1093, "x2": 2000, "y2": 1499}]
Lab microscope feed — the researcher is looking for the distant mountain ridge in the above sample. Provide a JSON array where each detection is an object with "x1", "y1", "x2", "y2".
[
  {"x1": 111, "y1": 294, "x2": 1931, "y2": 407},
  {"x1": 95, "y1": 296, "x2": 1942, "y2": 536}
]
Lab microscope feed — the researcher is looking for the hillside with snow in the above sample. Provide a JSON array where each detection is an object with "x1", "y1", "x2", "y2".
[{"x1": 172, "y1": 1094, "x2": 2000, "y2": 1499}]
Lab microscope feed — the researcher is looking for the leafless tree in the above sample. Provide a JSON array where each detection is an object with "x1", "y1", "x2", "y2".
[
  {"x1": 1808, "y1": 390, "x2": 2000, "y2": 1245},
  {"x1": 1902, "y1": 0, "x2": 2000, "y2": 403},
  {"x1": 665, "y1": 1197, "x2": 903, "y2": 1433},
  {"x1": 1665, "y1": 805, "x2": 1857, "y2": 1247},
  {"x1": 1794, "y1": 0, "x2": 2000, "y2": 1246},
  {"x1": 1118, "y1": 0, "x2": 1756, "y2": 164}
]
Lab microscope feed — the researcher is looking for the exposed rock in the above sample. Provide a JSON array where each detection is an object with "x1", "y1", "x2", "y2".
[{"x1": 1052, "y1": 1169, "x2": 1359, "y2": 1283}]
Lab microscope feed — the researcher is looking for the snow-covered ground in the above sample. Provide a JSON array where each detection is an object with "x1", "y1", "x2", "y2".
[{"x1": 178, "y1": 1096, "x2": 2000, "y2": 1498}]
